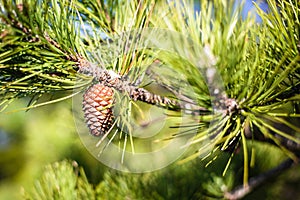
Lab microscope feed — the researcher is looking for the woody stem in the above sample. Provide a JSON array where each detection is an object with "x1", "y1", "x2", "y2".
[{"x1": 78, "y1": 66, "x2": 201, "y2": 112}]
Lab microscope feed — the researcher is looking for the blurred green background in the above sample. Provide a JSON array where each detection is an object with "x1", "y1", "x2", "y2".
[{"x1": 0, "y1": 99, "x2": 106, "y2": 199}]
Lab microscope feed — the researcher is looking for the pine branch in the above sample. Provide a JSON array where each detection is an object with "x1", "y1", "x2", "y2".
[
  {"x1": 1, "y1": 1, "x2": 300, "y2": 196},
  {"x1": 0, "y1": 0, "x2": 92, "y2": 111}
]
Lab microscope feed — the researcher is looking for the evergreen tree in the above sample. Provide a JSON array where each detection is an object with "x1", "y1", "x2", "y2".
[{"x1": 1, "y1": 0, "x2": 299, "y2": 199}]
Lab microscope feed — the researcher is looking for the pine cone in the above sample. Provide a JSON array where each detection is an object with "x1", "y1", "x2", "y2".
[{"x1": 82, "y1": 83, "x2": 114, "y2": 136}]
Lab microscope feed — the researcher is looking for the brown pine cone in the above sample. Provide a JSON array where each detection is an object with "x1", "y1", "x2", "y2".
[{"x1": 82, "y1": 83, "x2": 114, "y2": 136}]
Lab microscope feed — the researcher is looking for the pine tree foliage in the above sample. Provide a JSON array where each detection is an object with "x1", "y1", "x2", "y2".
[
  {"x1": 24, "y1": 159, "x2": 236, "y2": 200},
  {"x1": 1, "y1": 0, "x2": 300, "y2": 198},
  {"x1": 0, "y1": 0, "x2": 90, "y2": 111},
  {"x1": 165, "y1": 0, "x2": 300, "y2": 186},
  {"x1": 22, "y1": 160, "x2": 96, "y2": 200}
]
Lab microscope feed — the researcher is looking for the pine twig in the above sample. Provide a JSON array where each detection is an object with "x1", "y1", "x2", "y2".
[
  {"x1": 224, "y1": 157, "x2": 298, "y2": 200},
  {"x1": 78, "y1": 65, "x2": 181, "y2": 110}
]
